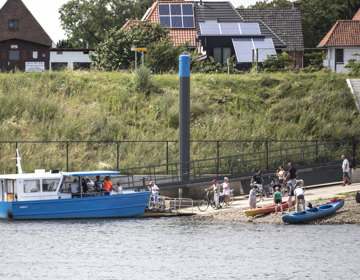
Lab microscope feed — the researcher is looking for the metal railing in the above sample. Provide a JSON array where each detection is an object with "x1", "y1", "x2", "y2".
[{"x1": 113, "y1": 139, "x2": 352, "y2": 190}]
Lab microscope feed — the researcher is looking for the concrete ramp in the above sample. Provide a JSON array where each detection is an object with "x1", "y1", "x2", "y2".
[{"x1": 347, "y1": 79, "x2": 360, "y2": 112}]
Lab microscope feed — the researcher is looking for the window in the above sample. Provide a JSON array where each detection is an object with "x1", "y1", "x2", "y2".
[
  {"x1": 42, "y1": 179, "x2": 60, "y2": 192},
  {"x1": 33, "y1": 51, "x2": 38, "y2": 59},
  {"x1": 9, "y1": 50, "x2": 19, "y2": 60},
  {"x1": 9, "y1": 20, "x2": 18, "y2": 29},
  {"x1": 336, "y1": 49, "x2": 344, "y2": 63},
  {"x1": 57, "y1": 51, "x2": 63, "y2": 55},
  {"x1": 24, "y1": 180, "x2": 40, "y2": 193},
  {"x1": 213, "y1": 47, "x2": 232, "y2": 64}
]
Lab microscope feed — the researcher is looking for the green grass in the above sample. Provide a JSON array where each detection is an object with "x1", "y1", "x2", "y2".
[{"x1": 0, "y1": 70, "x2": 360, "y2": 173}]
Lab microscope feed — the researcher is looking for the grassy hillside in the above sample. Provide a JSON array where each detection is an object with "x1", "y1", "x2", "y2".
[{"x1": 0, "y1": 70, "x2": 359, "y2": 173}]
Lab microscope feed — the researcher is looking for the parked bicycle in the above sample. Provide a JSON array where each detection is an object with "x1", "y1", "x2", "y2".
[
  {"x1": 283, "y1": 179, "x2": 306, "y2": 197},
  {"x1": 198, "y1": 190, "x2": 230, "y2": 211}
]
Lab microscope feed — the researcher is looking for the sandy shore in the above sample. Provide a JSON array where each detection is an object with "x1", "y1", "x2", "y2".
[{"x1": 198, "y1": 194, "x2": 360, "y2": 225}]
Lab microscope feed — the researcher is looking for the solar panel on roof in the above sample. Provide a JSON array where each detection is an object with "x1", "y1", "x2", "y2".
[
  {"x1": 159, "y1": 16, "x2": 171, "y2": 28},
  {"x1": 171, "y1": 16, "x2": 183, "y2": 28},
  {"x1": 219, "y1": 23, "x2": 241, "y2": 35},
  {"x1": 200, "y1": 23, "x2": 221, "y2": 35},
  {"x1": 182, "y1": 4, "x2": 193, "y2": 15},
  {"x1": 239, "y1": 23, "x2": 261, "y2": 35},
  {"x1": 171, "y1": 4, "x2": 182, "y2": 15},
  {"x1": 158, "y1": 4, "x2": 170, "y2": 16},
  {"x1": 252, "y1": 38, "x2": 276, "y2": 61},
  {"x1": 232, "y1": 38, "x2": 254, "y2": 63},
  {"x1": 183, "y1": 16, "x2": 195, "y2": 28}
]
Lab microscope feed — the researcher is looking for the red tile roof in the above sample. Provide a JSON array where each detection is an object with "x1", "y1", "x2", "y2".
[
  {"x1": 318, "y1": 20, "x2": 360, "y2": 47},
  {"x1": 353, "y1": 9, "x2": 360, "y2": 20},
  {"x1": 121, "y1": 20, "x2": 139, "y2": 30},
  {"x1": 142, "y1": 1, "x2": 197, "y2": 47}
]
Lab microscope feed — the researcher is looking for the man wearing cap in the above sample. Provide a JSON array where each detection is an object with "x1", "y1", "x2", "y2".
[
  {"x1": 249, "y1": 185, "x2": 258, "y2": 209},
  {"x1": 294, "y1": 185, "x2": 305, "y2": 212},
  {"x1": 206, "y1": 179, "x2": 221, "y2": 209},
  {"x1": 273, "y1": 187, "x2": 283, "y2": 213}
]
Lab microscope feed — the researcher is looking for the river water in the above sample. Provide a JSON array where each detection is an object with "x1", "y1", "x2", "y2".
[{"x1": 0, "y1": 217, "x2": 359, "y2": 279}]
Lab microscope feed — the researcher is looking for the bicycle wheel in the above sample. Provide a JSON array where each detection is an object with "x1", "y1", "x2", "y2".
[
  {"x1": 198, "y1": 199, "x2": 209, "y2": 212},
  {"x1": 256, "y1": 193, "x2": 262, "y2": 202},
  {"x1": 229, "y1": 193, "x2": 234, "y2": 205}
]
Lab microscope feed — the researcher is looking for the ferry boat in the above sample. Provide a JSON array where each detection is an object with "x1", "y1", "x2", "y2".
[{"x1": 0, "y1": 151, "x2": 151, "y2": 220}]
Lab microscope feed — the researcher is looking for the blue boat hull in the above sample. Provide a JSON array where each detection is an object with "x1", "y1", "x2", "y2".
[
  {"x1": 0, "y1": 192, "x2": 151, "y2": 220},
  {"x1": 282, "y1": 200, "x2": 344, "y2": 223}
]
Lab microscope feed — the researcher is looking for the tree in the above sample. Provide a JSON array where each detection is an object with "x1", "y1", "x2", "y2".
[
  {"x1": 92, "y1": 21, "x2": 173, "y2": 71},
  {"x1": 59, "y1": 0, "x2": 153, "y2": 48},
  {"x1": 248, "y1": 0, "x2": 292, "y2": 8},
  {"x1": 56, "y1": 39, "x2": 74, "y2": 48}
]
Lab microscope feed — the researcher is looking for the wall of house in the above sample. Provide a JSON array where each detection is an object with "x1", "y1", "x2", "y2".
[
  {"x1": 0, "y1": 39, "x2": 49, "y2": 71},
  {"x1": 50, "y1": 50, "x2": 93, "y2": 70},
  {"x1": 325, "y1": 48, "x2": 359, "y2": 73},
  {"x1": 286, "y1": 50, "x2": 303, "y2": 69}
]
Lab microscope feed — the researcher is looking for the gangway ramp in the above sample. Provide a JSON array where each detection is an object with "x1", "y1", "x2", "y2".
[{"x1": 347, "y1": 79, "x2": 360, "y2": 112}]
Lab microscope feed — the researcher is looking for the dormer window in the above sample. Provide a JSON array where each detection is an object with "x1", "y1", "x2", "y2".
[{"x1": 9, "y1": 20, "x2": 18, "y2": 29}]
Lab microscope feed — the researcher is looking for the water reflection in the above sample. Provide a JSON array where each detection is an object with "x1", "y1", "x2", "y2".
[{"x1": 0, "y1": 217, "x2": 358, "y2": 279}]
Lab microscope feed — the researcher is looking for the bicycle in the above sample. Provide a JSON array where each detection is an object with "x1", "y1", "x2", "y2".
[
  {"x1": 198, "y1": 190, "x2": 223, "y2": 212},
  {"x1": 283, "y1": 179, "x2": 306, "y2": 197},
  {"x1": 219, "y1": 189, "x2": 234, "y2": 206}
]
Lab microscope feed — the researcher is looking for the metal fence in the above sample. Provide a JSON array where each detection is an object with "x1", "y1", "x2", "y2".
[
  {"x1": 113, "y1": 139, "x2": 353, "y2": 190},
  {"x1": 0, "y1": 139, "x2": 346, "y2": 174}
]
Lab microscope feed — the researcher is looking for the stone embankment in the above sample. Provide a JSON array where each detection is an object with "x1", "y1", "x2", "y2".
[{"x1": 199, "y1": 196, "x2": 360, "y2": 225}]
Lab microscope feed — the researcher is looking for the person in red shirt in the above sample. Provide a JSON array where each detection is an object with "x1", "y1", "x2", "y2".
[{"x1": 103, "y1": 176, "x2": 112, "y2": 192}]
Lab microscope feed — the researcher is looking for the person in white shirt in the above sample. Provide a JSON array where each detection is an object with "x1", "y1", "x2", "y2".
[
  {"x1": 147, "y1": 181, "x2": 160, "y2": 209},
  {"x1": 248, "y1": 185, "x2": 258, "y2": 209},
  {"x1": 220, "y1": 177, "x2": 230, "y2": 207},
  {"x1": 116, "y1": 182, "x2": 123, "y2": 194},
  {"x1": 341, "y1": 155, "x2": 351, "y2": 186},
  {"x1": 294, "y1": 186, "x2": 305, "y2": 212},
  {"x1": 69, "y1": 179, "x2": 79, "y2": 193}
]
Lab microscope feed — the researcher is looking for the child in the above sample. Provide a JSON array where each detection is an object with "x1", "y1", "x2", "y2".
[
  {"x1": 274, "y1": 187, "x2": 283, "y2": 213},
  {"x1": 117, "y1": 182, "x2": 123, "y2": 194}
]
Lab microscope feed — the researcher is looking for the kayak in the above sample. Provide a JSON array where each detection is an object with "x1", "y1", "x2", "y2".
[
  {"x1": 244, "y1": 199, "x2": 296, "y2": 217},
  {"x1": 282, "y1": 200, "x2": 344, "y2": 223}
]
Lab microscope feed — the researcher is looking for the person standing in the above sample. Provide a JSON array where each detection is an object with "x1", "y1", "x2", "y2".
[
  {"x1": 148, "y1": 181, "x2": 160, "y2": 209},
  {"x1": 271, "y1": 178, "x2": 282, "y2": 194},
  {"x1": 294, "y1": 185, "x2": 305, "y2": 212},
  {"x1": 94, "y1": 176, "x2": 103, "y2": 192},
  {"x1": 276, "y1": 165, "x2": 286, "y2": 194},
  {"x1": 284, "y1": 179, "x2": 294, "y2": 213},
  {"x1": 285, "y1": 162, "x2": 298, "y2": 189},
  {"x1": 103, "y1": 176, "x2": 113, "y2": 192},
  {"x1": 220, "y1": 177, "x2": 230, "y2": 206},
  {"x1": 206, "y1": 179, "x2": 221, "y2": 209},
  {"x1": 249, "y1": 185, "x2": 258, "y2": 209},
  {"x1": 341, "y1": 155, "x2": 351, "y2": 186},
  {"x1": 273, "y1": 187, "x2": 283, "y2": 214},
  {"x1": 251, "y1": 169, "x2": 264, "y2": 200},
  {"x1": 69, "y1": 179, "x2": 79, "y2": 194}
]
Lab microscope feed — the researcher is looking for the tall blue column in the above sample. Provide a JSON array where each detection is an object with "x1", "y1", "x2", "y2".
[{"x1": 179, "y1": 53, "x2": 190, "y2": 182}]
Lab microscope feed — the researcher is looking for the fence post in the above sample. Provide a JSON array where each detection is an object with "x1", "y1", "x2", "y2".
[
  {"x1": 353, "y1": 135, "x2": 356, "y2": 169},
  {"x1": 15, "y1": 141, "x2": 18, "y2": 174},
  {"x1": 266, "y1": 140, "x2": 269, "y2": 170},
  {"x1": 66, "y1": 142, "x2": 69, "y2": 172},
  {"x1": 117, "y1": 142, "x2": 119, "y2": 170},
  {"x1": 166, "y1": 141, "x2": 169, "y2": 174},
  {"x1": 217, "y1": 141, "x2": 220, "y2": 172}
]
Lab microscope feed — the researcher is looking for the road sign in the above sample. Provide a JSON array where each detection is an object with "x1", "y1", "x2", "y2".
[{"x1": 134, "y1": 48, "x2": 147, "y2": 51}]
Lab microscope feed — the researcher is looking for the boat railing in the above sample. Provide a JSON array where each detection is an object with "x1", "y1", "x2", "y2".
[{"x1": 147, "y1": 194, "x2": 193, "y2": 214}]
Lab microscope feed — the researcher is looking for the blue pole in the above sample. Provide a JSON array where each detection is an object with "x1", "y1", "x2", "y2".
[{"x1": 179, "y1": 52, "x2": 190, "y2": 183}]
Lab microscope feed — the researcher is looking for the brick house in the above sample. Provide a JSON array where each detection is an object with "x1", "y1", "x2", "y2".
[
  {"x1": 317, "y1": 9, "x2": 360, "y2": 73},
  {"x1": 0, "y1": 0, "x2": 53, "y2": 72}
]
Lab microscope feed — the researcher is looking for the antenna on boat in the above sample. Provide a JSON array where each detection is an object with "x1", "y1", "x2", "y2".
[{"x1": 11, "y1": 149, "x2": 23, "y2": 174}]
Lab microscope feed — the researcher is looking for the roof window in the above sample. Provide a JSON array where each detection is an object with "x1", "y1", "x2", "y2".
[{"x1": 9, "y1": 20, "x2": 18, "y2": 29}]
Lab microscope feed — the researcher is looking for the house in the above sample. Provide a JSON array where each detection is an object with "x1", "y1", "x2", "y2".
[
  {"x1": 0, "y1": 0, "x2": 54, "y2": 72},
  {"x1": 125, "y1": 1, "x2": 304, "y2": 71},
  {"x1": 236, "y1": 3, "x2": 304, "y2": 69},
  {"x1": 196, "y1": 1, "x2": 287, "y2": 70},
  {"x1": 317, "y1": 9, "x2": 360, "y2": 73},
  {"x1": 50, "y1": 48, "x2": 94, "y2": 70}
]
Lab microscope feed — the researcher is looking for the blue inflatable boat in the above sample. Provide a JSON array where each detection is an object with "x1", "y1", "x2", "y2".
[{"x1": 282, "y1": 200, "x2": 344, "y2": 223}]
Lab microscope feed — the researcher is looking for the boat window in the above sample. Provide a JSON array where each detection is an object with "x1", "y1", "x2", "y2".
[
  {"x1": 42, "y1": 179, "x2": 60, "y2": 192},
  {"x1": 0, "y1": 180, "x2": 3, "y2": 201},
  {"x1": 7, "y1": 180, "x2": 13, "y2": 193},
  {"x1": 24, "y1": 180, "x2": 40, "y2": 193}
]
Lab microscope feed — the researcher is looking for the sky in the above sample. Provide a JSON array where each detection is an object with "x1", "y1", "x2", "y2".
[{"x1": 0, "y1": 0, "x2": 261, "y2": 44}]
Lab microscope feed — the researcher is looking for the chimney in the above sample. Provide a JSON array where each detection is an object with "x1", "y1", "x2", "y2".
[{"x1": 292, "y1": 2, "x2": 300, "y2": 9}]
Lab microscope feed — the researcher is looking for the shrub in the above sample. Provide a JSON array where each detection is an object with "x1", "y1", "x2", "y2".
[
  {"x1": 134, "y1": 66, "x2": 153, "y2": 94},
  {"x1": 344, "y1": 53, "x2": 360, "y2": 75}
]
